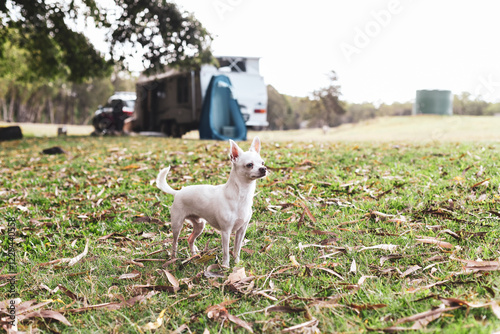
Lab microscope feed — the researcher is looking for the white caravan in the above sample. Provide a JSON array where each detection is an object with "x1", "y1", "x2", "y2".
[{"x1": 135, "y1": 56, "x2": 268, "y2": 137}]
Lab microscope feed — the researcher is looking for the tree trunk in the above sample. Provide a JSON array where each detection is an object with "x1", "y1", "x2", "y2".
[
  {"x1": 82, "y1": 106, "x2": 91, "y2": 125},
  {"x1": 25, "y1": 99, "x2": 34, "y2": 122},
  {"x1": 18, "y1": 103, "x2": 28, "y2": 122},
  {"x1": 0, "y1": 99, "x2": 6, "y2": 121},
  {"x1": 47, "y1": 98, "x2": 55, "y2": 123},
  {"x1": 33, "y1": 98, "x2": 45, "y2": 123},
  {"x1": 69, "y1": 98, "x2": 75, "y2": 124},
  {"x1": 8, "y1": 89, "x2": 16, "y2": 122},
  {"x1": 63, "y1": 95, "x2": 69, "y2": 124}
]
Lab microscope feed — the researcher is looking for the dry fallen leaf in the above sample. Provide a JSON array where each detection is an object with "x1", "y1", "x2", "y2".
[
  {"x1": 491, "y1": 301, "x2": 500, "y2": 320},
  {"x1": 471, "y1": 178, "x2": 490, "y2": 189},
  {"x1": 378, "y1": 306, "x2": 462, "y2": 332},
  {"x1": 170, "y1": 324, "x2": 190, "y2": 334},
  {"x1": 0, "y1": 299, "x2": 72, "y2": 329},
  {"x1": 290, "y1": 255, "x2": 301, "y2": 267},
  {"x1": 122, "y1": 164, "x2": 141, "y2": 170},
  {"x1": 58, "y1": 284, "x2": 84, "y2": 302},
  {"x1": 282, "y1": 318, "x2": 319, "y2": 333},
  {"x1": 142, "y1": 308, "x2": 167, "y2": 330},
  {"x1": 357, "y1": 275, "x2": 376, "y2": 285},
  {"x1": 315, "y1": 267, "x2": 344, "y2": 280},
  {"x1": 206, "y1": 302, "x2": 253, "y2": 333},
  {"x1": 68, "y1": 239, "x2": 89, "y2": 267},
  {"x1": 226, "y1": 313, "x2": 254, "y2": 333},
  {"x1": 17, "y1": 310, "x2": 72, "y2": 327},
  {"x1": 406, "y1": 280, "x2": 449, "y2": 294},
  {"x1": 227, "y1": 267, "x2": 247, "y2": 284},
  {"x1": 360, "y1": 244, "x2": 398, "y2": 252},
  {"x1": 401, "y1": 265, "x2": 421, "y2": 278},
  {"x1": 349, "y1": 259, "x2": 357, "y2": 274},
  {"x1": 349, "y1": 303, "x2": 387, "y2": 311},
  {"x1": 131, "y1": 284, "x2": 178, "y2": 293},
  {"x1": 411, "y1": 310, "x2": 443, "y2": 330},
  {"x1": 267, "y1": 305, "x2": 306, "y2": 314},
  {"x1": 141, "y1": 232, "x2": 157, "y2": 239},
  {"x1": 451, "y1": 257, "x2": 500, "y2": 271},
  {"x1": 299, "y1": 201, "x2": 316, "y2": 223},
  {"x1": 204, "y1": 264, "x2": 225, "y2": 278},
  {"x1": 161, "y1": 269, "x2": 180, "y2": 292},
  {"x1": 40, "y1": 283, "x2": 59, "y2": 294},
  {"x1": 118, "y1": 271, "x2": 141, "y2": 280},
  {"x1": 395, "y1": 306, "x2": 460, "y2": 326},
  {"x1": 416, "y1": 238, "x2": 453, "y2": 249},
  {"x1": 65, "y1": 295, "x2": 146, "y2": 313}
]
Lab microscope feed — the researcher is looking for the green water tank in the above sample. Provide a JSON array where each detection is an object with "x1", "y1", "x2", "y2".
[{"x1": 413, "y1": 90, "x2": 453, "y2": 115}]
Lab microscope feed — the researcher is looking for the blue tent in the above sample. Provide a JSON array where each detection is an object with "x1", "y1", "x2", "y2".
[{"x1": 199, "y1": 75, "x2": 247, "y2": 141}]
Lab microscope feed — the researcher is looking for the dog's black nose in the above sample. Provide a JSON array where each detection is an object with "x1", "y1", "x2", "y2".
[{"x1": 259, "y1": 167, "x2": 267, "y2": 175}]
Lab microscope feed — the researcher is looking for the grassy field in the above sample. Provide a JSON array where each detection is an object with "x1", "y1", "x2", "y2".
[
  {"x1": 3, "y1": 115, "x2": 500, "y2": 142},
  {"x1": 233, "y1": 115, "x2": 500, "y2": 142},
  {"x1": 0, "y1": 121, "x2": 499, "y2": 333}
]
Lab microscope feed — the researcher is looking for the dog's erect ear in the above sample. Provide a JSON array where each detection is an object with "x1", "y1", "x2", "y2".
[
  {"x1": 229, "y1": 140, "x2": 244, "y2": 162},
  {"x1": 249, "y1": 136, "x2": 261, "y2": 153}
]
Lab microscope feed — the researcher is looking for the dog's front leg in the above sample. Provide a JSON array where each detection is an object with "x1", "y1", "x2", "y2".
[
  {"x1": 220, "y1": 230, "x2": 231, "y2": 268},
  {"x1": 233, "y1": 222, "x2": 249, "y2": 264}
]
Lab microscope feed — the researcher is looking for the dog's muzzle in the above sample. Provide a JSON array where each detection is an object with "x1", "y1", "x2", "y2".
[{"x1": 259, "y1": 167, "x2": 267, "y2": 177}]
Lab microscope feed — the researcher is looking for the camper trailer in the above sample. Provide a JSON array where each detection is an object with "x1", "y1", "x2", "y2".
[{"x1": 134, "y1": 56, "x2": 268, "y2": 138}]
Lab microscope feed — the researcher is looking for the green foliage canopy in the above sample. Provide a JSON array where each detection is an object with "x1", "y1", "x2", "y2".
[{"x1": 0, "y1": 0, "x2": 211, "y2": 82}]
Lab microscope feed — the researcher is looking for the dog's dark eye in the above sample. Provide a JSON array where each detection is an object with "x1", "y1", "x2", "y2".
[{"x1": 246, "y1": 163, "x2": 253, "y2": 168}]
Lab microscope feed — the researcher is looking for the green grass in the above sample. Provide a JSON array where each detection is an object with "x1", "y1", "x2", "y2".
[{"x1": 1, "y1": 135, "x2": 499, "y2": 333}]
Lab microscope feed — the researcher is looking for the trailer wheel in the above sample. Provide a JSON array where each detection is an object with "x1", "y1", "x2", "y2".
[
  {"x1": 173, "y1": 122, "x2": 186, "y2": 138},
  {"x1": 160, "y1": 121, "x2": 170, "y2": 137},
  {"x1": 163, "y1": 121, "x2": 184, "y2": 138}
]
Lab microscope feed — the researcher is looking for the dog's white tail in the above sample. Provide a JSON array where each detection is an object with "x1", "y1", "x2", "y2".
[{"x1": 156, "y1": 167, "x2": 178, "y2": 196}]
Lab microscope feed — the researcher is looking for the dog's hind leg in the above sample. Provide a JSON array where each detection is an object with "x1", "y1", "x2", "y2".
[
  {"x1": 170, "y1": 211, "x2": 184, "y2": 259},
  {"x1": 186, "y1": 216, "x2": 205, "y2": 255}
]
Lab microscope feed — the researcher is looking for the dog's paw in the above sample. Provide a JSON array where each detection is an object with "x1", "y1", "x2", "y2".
[{"x1": 190, "y1": 245, "x2": 199, "y2": 254}]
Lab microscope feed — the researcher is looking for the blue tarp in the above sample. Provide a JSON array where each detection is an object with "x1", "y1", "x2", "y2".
[{"x1": 199, "y1": 75, "x2": 247, "y2": 141}]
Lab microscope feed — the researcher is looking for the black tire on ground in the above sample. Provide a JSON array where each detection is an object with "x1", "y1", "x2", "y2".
[
  {"x1": 163, "y1": 121, "x2": 184, "y2": 138},
  {"x1": 94, "y1": 117, "x2": 114, "y2": 133},
  {"x1": 0, "y1": 126, "x2": 23, "y2": 141},
  {"x1": 160, "y1": 121, "x2": 171, "y2": 137}
]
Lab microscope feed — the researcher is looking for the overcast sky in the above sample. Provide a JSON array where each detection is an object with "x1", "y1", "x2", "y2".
[{"x1": 168, "y1": 0, "x2": 500, "y2": 104}]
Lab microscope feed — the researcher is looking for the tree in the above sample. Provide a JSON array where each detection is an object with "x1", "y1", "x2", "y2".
[
  {"x1": 267, "y1": 85, "x2": 295, "y2": 130},
  {"x1": 111, "y1": 71, "x2": 138, "y2": 93},
  {"x1": 378, "y1": 102, "x2": 412, "y2": 117},
  {"x1": 343, "y1": 102, "x2": 377, "y2": 124},
  {"x1": 307, "y1": 71, "x2": 346, "y2": 127},
  {"x1": 484, "y1": 103, "x2": 500, "y2": 116},
  {"x1": 453, "y1": 92, "x2": 488, "y2": 116},
  {"x1": 0, "y1": 33, "x2": 42, "y2": 122},
  {"x1": 0, "y1": 0, "x2": 212, "y2": 82}
]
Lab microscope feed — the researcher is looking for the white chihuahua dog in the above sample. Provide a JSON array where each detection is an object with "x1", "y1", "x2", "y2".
[{"x1": 156, "y1": 137, "x2": 266, "y2": 268}]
